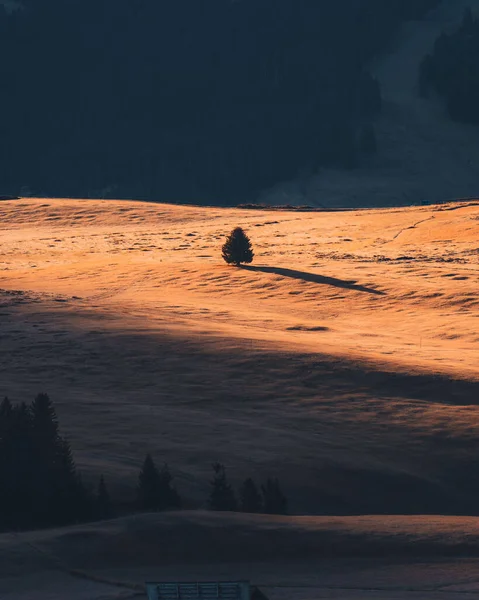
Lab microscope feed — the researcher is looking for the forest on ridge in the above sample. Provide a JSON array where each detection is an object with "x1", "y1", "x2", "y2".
[{"x1": 0, "y1": 0, "x2": 440, "y2": 203}]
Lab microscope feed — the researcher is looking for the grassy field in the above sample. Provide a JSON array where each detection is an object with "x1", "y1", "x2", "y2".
[{"x1": 0, "y1": 198, "x2": 478, "y2": 514}]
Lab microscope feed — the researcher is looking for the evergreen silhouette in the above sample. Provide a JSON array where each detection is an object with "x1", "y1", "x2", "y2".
[
  {"x1": 222, "y1": 227, "x2": 254, "y2": 266},
  {"x1": 72, "y1": 472, "x2": 95, "y2": 524},
  {"x1": 0, "y1": 394, "x2": 91, "y2": 530},
  {"x1": 158, "y1": 463, "x2": 182, "y2": 510},
  {"x1": 30, "y1": 393, "x2": 88, "y2": 526},
  {"x1": 209, "y1": 463, "x2": 237, "y2": 511},
  {"x1": 137, "y1": 454, "x2": 181, "y2": 511},
  {"x1": 31, "y1": 392, "x2": 59, "y2": 439},
  {"x1": 9, "y1": 402, "x2": 35, "y2": 528},
  {"x1": 96, "y1": 475, "x2": 114, "y2": 519},
  {"x1": 261, "y1": 478, "x2": 288, "y2": 515},
  {"x1": 239, "y1": 478, "x2": 263, "y2": 513},
  {"x1": 0, "y1": 398, "x2": 14, "y2": 530},
  {"x1": 30, "y1": 393, "x2": 59, "y2": 523},
  {"x1": 137, "y1": 453, "x2": 162, "y2": 511}
]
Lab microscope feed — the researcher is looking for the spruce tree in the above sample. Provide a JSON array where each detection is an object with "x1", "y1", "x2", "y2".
[
  {"x1": 0, "y1": 394, "x2": 90, "y2": 530},
  {"x1": 31, "y1": 394, "x2": 90, "y2": 525},
  {"x1": 54, "y1": 437, "x2": 89, "y2": 524},
  {"x1": 30, "y1": 393, "x2": 59, "y2": 440},
  {"x1": 9, "y1": 402, "x2": 34, "y2": 528},
  {"x1": 222, "y1": 227, "x2": 254, "y2": 266},
  {"x1": 30, "y1": 393, "x2": 85, "y2": 525},
  {"x1": 239, "y1": 478, "x2": 262, "y2": 513},
  {"x1": 158, "y1": 463, "x2": 181, "y2": 510},
  {"x1": 75, "y1": 473, "x2": 96, "y2": 523},
  {"x1": 137, "y1": 455, "x2": 181, "y2": 512},
  {"x1": 0, "y1": 398, "x2": 13, "y2": 530},
  {"x1": 261, "y1": 478, "x2": 288, "y2": 515},
  {"x1": 0, "y1": 397, "x2": 13, "y2": 453},
  {"x1": 0, "y1": 396, "x2": 12, "y2": 421},
  {"x1": 30, "y1": 393, "x2": 59, "y2": 523},
  {"x1": 96, "y1": 475, "x2": 114, "y2": 520},
  {"x1": 209, "y1": 463, "x2": 237, "y2": 511},
  {"x1": 137, "y1": 453, "x2": 162, "y2": 511}
]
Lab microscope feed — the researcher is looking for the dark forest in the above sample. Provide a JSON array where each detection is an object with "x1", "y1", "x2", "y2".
[{"x1": 0, "y1": 0, "x2": 439, "y2": 204}]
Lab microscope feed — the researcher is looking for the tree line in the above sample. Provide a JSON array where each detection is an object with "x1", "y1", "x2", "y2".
[
  {"x1": 419, "y1": 7, "x2": 479, "y2": 124},
  {"x1": 0, "y1": 0, "x2": 440, "y2": 204},
  {"x1": 0, "y1": 394, "x2": 288, "y2": 532}
]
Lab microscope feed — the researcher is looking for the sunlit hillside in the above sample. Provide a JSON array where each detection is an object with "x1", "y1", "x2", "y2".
[{"x1": 0, "y1": 198, "x2": 478, "y2": 513}]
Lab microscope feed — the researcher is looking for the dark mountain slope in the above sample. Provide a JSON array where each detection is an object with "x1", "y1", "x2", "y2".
[{"x1": 0, "y1": 0, "x2": 439, "y2": 203}]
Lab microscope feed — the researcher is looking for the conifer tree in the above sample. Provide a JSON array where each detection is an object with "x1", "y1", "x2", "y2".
[
  {"x1": 239, "y1": 477, "x2": 262, "y2": 513},
  {"x1": 0, "y1": 396, "x2": 12, "y2": 421},
  {"x1": 30, "y1": 394, "x2": 89, "y2": 525},
  {"x1": 75, "y1": 473, "x2": 96, "y2": 523},
  {"x1": 0, "y1": 397, "x2": 13, "y2": 453},
  {"x1": 137, "y1": 453, "x2": 162, "y2": 511},
  {"x1": 261, "y1": 477, "x2": 288, "y2": 515},
  {"x1": 53, "y1": 437, "x2": 89, "y2": 524},
  {"x1": 0, "y1": 393, "x2": 90, "y2": 529},
  {"x1": 30, "y1": 393, "x2": 59, "y2": 440},
  {"x1": 222, "y1": 227, "x2": 254, "y2": 266},
  {"x1": 209, "y1": 463, "x2": 237, "y2": 511},
  {"x1": 137, "y1": 455, "x2": 181, "y2": 512},
  {"x1": 158, "y1": 463, "x2": 181, "y2": 510},
  {"x1": 9, "y1": 402, "x2": 34, "y2": 528},
  {"x1": 0, "y1": 398, "x2": 13, "y2": 530},
  {"x1": 30, "y1": 393, "x2": 60, "y2": 523},
  {"x1": 96, "y1": 474, "x2": 114, "y2": 520}
]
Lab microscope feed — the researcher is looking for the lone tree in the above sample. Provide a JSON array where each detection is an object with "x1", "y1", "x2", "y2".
[{"x1": 222, "y1": 227, "x2": 254, "y2": 266}]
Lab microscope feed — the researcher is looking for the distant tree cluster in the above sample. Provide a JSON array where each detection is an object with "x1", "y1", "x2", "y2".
[
  {"x1": 209, "y1": 463, "x2": 288, "y2": 515},
  {"x1": 0, "y1": 394, "x2": 111, "y2": 530},
  {"x1": 0, "y1": 0, "x2": 440, "y2": 204},
  {"x1": 0, "y1": 394, "x2": 289, "y2": 532},
  {"x1": 419, "y1": 8, "x2": 479, "y2": 123},
  {"x1": 137, "y1": 454, "x2": 181, "y2": 512}
]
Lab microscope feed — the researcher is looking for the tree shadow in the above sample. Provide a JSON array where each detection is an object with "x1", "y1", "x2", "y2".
[{"x1": 241, "y1": 265, "x2": 385, "y2": 295}]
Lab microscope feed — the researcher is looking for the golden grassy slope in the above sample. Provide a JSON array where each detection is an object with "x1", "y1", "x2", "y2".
[{"x1": 0, "y1": 198, "x2": 478, "y2": 511}]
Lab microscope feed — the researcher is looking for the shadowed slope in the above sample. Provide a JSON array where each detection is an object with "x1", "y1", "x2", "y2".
[
  {"x1": 4, "y1": 512, "x2": 479, "y2": 599},
  {"x1": 5, "y1": 512, "x2": 479, "y2": 572}
]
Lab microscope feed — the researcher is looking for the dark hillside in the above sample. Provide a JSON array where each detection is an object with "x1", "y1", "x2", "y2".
[
  {"x1": 0, "y1": 0, "x2": 440, "y2": 203},
  {"x1": 419, "y1": 7, "x2": 479, "y2": 124}
]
